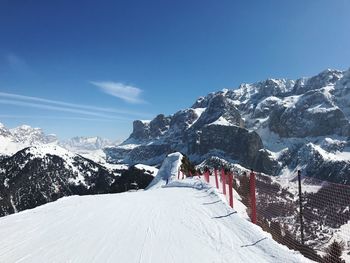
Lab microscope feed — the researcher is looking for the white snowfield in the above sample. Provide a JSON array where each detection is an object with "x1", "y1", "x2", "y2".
[{"x1": 0, "y1": 153, "x2": 313, "y2": 263}]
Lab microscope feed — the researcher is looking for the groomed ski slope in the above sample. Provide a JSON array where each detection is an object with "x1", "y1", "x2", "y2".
[{"x1": 0, "y1": 153, "x2": 313, "y2": 263}]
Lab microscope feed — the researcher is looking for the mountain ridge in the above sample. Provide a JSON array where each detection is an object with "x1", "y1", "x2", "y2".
[{"x1": 106, "y1": 67, "x2": 350, "y2": 184}]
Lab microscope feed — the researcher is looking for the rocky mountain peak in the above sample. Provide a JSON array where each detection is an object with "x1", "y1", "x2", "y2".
[
  {"x1": 192, "y1": 93, "x2": 243, "y2": 128},
  {"x1": 10, "y1": 124, "x2": 57, "y2": 144},
  {"x1": 106, "y1": 67, "x2": 350, "y2": 184},
  {"x1": 0, "y1": 123, "x2": 12, "y2": 138},
  {"x1": 293, "y1": 69, "x2": 344, "y2": 95},
  {"x1": 59, "y1": 136, "x2": 113, "y2": 152}
]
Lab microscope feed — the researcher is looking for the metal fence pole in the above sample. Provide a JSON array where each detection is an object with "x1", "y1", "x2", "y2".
[
  {"x1": 298, "y1": 170, "x2": 305, "y2": 245},
  {"x1": 228, "y1": 173, "x2": 234, "y2": 208}
]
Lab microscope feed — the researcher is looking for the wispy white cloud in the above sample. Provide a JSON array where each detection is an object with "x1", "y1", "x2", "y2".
[
  {"x1": 91, "y1": 81, "x2": 145, "y2": 104},
  {"x1": 0, "y1": 114, "x2": 123, "y2": 122},
  {"x1": 0, "y1": 92, "x2": 152, "y2": 118},
  {"x1": 0, "y1": 99, "x2": 132, "y2": 120}
]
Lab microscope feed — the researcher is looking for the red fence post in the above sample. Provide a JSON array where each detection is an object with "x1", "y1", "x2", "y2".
[
  {"x1": 214, "y1": 169, "x2": 219, "y2": 189},
  {"x1": 221, "y1": 168, "x2": 226, "y2": 195},
  {"x1": 228, "y1": 173, "x2": 233, "y2": 208},
  {"x1": 250, "y1": 170, "x2": 257, "y2": 224}
]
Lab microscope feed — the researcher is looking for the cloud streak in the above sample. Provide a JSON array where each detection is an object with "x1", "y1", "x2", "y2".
[
  {"x1": 0, "y1": 92, "x2": 152, "y2": 119},
  {"x1": 0, "y1": 99, "x2": 133, "y2": 120},
  {"x1": 91, "y1": 81, "x2": 145, "y2": 104},
  {"x1": 0, "y1": 114, "x2": 124, "y2": 122},
  {"x1": 0, "y1": 92, "x2": 149, "y2": 117}
]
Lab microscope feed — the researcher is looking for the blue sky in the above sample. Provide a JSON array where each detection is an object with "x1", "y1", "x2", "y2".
[{"x1": 0, "y1": 0, "x2": 349, "y2": 141}]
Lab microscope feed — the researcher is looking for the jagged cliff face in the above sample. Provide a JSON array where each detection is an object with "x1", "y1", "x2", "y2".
[
  {"x1": 105, "y1": 92, "x2": 263, "y2": 170},
  {"x1": 106, "y1": 68, "x2": 350, "y2": 184}
]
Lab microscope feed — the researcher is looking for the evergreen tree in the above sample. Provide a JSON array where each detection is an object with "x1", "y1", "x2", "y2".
[
  {"x1": 180, "y1": 154, "x2": 196, "y2": 176},
  {"x1": 322, "y1": 241, "x2": 345, "y2": 263}
]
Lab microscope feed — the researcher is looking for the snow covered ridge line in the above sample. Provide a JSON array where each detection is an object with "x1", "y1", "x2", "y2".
[
  {"x1": 0, "y1": 143, "x2": 157, "y2": 218},
  {"x1": 106, "y1": 67, "x2": 350, "y2": 185},
  {"x1": 0, "y1": 121, "x2": 117, "y2": 163}
]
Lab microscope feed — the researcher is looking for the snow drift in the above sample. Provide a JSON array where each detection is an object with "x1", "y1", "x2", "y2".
[{"x1": 146, "y1": 152, "x2": 183, "y2": 189}]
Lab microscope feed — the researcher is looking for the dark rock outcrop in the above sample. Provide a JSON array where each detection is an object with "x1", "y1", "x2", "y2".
[
  {"x1": 106, "y1": 67, "x2": 350, "y2": 183},
  {"x1": 194, "y1": 125, "x2": 263, "y2": 168}
]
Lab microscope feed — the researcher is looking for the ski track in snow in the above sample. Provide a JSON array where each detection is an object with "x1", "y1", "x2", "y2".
[{"x1": 0, "y1": 178, "x2": 312, "y2": 263}]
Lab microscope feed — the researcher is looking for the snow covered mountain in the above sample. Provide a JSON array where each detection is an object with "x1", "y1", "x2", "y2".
[
  {"x1": 10, "y1": 124, "x2": 58, "y2": 145},
  {"x1": 0, "y1": 153, "x2": 312, "y2": 263},
  {"x1": 0, "y1": 122, "x2": 116, "y2": 164},
  {"x1": 106, "y1": 68, "x2": 350, "y2": 184},
  {"x1": 59, "y1": 136, "x2": 114, "y2": 151},
  {"x1": 0, "y1": 123, "x2": 58, "y2": 157},
  {"x1": 0, "y1": 144, "x2": 155, "y2": 217},
  {"x1": 59, "y1": 136, "x2": 118, "y2": 164}
]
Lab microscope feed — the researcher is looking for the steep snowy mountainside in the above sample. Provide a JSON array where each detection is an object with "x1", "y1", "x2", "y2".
[
  {"x1": 0, "y1": 123, "x2": 58, "y2": 156},
  {"x1": 106, "y1": 68, "x2": 350, "y2": 184},
  {"x1": 0, "y1": 144, "x2": 120, "y2": 217},
  {"x1": 10, "y1": 124, "x2": 57, "y2": 144},
  {"x1": 106, "y1": 93, "x2": 263, "y2": 169},
  {"x1": 0, "y1": 122, "x2": 116, "y2": 164},
  {"x1": 0, "y1": 143, "x2": 159, "y2": 218}
]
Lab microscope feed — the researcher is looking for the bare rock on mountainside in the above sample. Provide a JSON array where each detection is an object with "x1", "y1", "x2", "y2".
[
  {"x1": 106, "y1": 68, "x2": 350, "y2": 183},
  {"x1": 106, "y1": 93, "x2": 265, "y2": 171}
]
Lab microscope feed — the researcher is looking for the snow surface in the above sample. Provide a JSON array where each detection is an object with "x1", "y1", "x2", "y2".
[
  {"x1": 0, "y1": 179, "x2": 312, "y2": 263},
  {"x1": 77, "y1": 149, "x2": 108, "y2": 164},
  {"x1": 134, "y1": 164, "x2": 158, "y2": 176},
  {"x1": 187, "y1": 107, "x2": 206, "y2": 127},
  {"x1": 0, "y1": 136, "x2": 23, "y2": 156},
  {"x1": 208, "y1": 116, "x2": 233, "y2": 126},
  {"x1": 0, "y1": 152, "x2": 313, "y2": 263},
  {"x1": 146, "y1": 152, "x2": 183, "y2": 189}
]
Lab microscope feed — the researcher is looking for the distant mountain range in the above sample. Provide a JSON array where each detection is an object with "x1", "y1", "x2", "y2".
[
  {"x1": 59, "y1": 136, "x2": 115, "y2": 152},
  {"x1": 0, "y1": 123, "x2": 57, "y2": 156},
  {"x1": 0, "y1": 122, "x2": 118, "y2": 162},
  {"x1": 106, "y1": 68, "x2": 350, "y2": 184},
  {"x1": 1, "y1": 67, "x2": 350, "y2": 219},
  {"x1": 0, "y1": 123, "x2": 154, "y2": 217}
]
